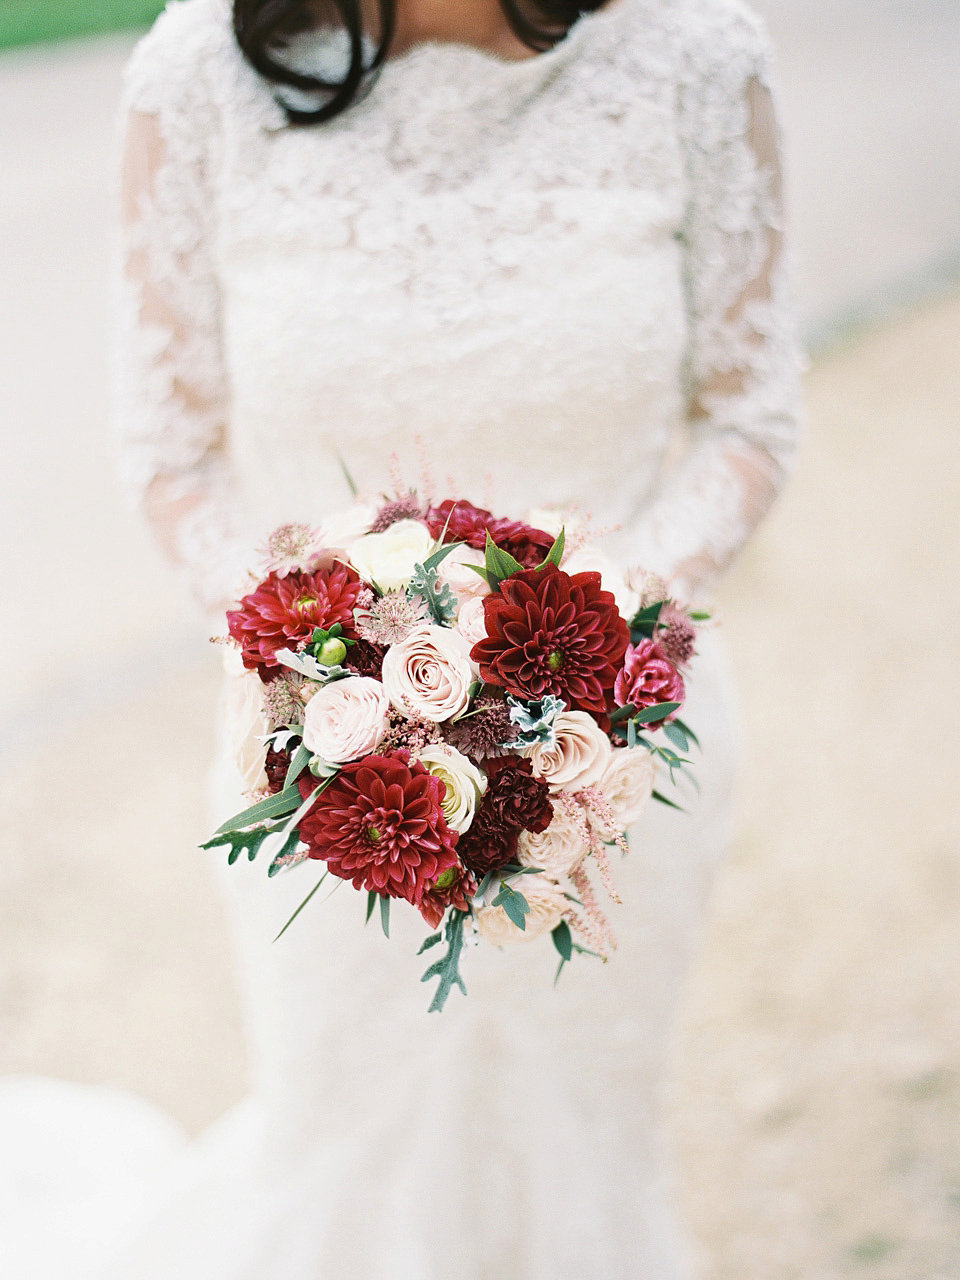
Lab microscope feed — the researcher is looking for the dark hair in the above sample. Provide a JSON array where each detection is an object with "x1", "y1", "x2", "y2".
[{"x1": 233, "y1": 1, "x2": 605, "y2": 124}]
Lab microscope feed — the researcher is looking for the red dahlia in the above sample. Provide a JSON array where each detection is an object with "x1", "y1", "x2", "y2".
[
  {"x1": 425, "y1": 500, "x2": 554, "y2": 569},
  {"x1": 227, "y1": 564, "x2": 364, "y2": 676},
  {"x1": 418, "y1": 863, "x2": 478, "y2": 929},
  {"x1": 471, "y1": 563, "x2": 629, "y2": 718},
  {"x1": 298, "y1": 753, "x2": 460, "y2": 904}
]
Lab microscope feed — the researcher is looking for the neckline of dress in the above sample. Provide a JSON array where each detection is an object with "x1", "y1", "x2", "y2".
[{"x1": 378, "y1": 0, "x2": 636, "y2": 76}]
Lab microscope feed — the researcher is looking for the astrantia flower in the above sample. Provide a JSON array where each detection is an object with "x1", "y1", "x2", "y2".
[
  {"x1": 471, "y1": 563, "x2": 629, "y2": 719},
  {"x1": 655, "y1": 604, "x2": 698, "y2": 669},
  {"x1": 425, "y1": 500, "x2": 554, "y2": 569},
  {"x1": 418, "y1": 863, "x2": 478, "y2": 930},
  {"x1": 299, "y1": 752, "x2": 459, "y2": 903},
  {"x1": 260, "y1": 671, "x2": 306, "y2": 727},
  {"x1": 260, "y1": 522, "x2": 320, "y2": 577},
  {"x1": 613, "y1": 639, "x2": 685, "y2": 726},
  {"x1": 355, "y1": 589, "x2": 429, "y2": 646},
  {"x1": 227, "y1": 565, "x2": 364, "y2": 676}
]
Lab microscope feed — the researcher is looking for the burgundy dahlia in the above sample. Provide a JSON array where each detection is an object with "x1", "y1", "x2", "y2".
[
  {"x1": 471, "y1": 563, "x2": 629, "y2": 719},
  {"x1": 227, "y1": 564, "x2": 364, "y2": 676},
  {"x1": 614, "y1": 639, "x2": 686, "y2": 727},
  {"x1": 298, "y1": 753, "x2": 459, "y2": 904},
  {"x1": 457, "y1": 755, "x2": 553, "y2": 877},
  {"x1": 425, "y1": 500, "x2": 554, "y2": 569},
  {"x1": 418, "y1": 863, "x2": 478, "y2": 930}
]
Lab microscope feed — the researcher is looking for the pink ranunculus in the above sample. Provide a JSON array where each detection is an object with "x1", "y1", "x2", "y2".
[
  {"x1": 302, "y1": 676, "x2": 390, "y2": 765},
  {"x1": 614, "y1": 639, "x2": 685, "y2": 726}
]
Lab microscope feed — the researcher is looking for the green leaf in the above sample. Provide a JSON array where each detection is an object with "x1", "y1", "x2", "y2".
[
  {"x1": 273, "y1": 871, "x2": 329, "y2": 942},
  {"x1": 652, "y1": 789, "x2": 687, "y2": 813},
  {"x1": 609, "y1": 703, "x2": 637, "y2": 725},
  {"x1": 689, "y1": 609, "x2": 712, "y2": 622},
  {"x1": 672, "y1": 717, "x2": 700, "y2": 750},
  {"x1": 631, "y1": 701, "x2": 681, "y2": 725},
  {"x1": 552, "y1": 919, "x2": 573, "y2": 962},
  {"x1": 492, "y1": 883, "x2": 530, "y2": 931},
  {"x1": 539, "y1": 528, "x2": 565, "y2": 569},
  {"x1": 203, "y1": 821, "x2": 286, "y2": 866},
  {"x1": 627, "y1": 718, "x2": 638, "y2": 749},
  {"x1": 407, "y1": 562, "x2": 458, "y2": 625},
  {"x1": 266, "y1": 828, "x2": 306, "y2": 876},
  {"x1": 483, "y1": 532, "x2": 525, "y2": 591},
  {"x1": 631, "y1": 601, "x2": 666, "y2": 625},
  {"x1": 365, "y1": 890, "x2": 377, "y2": 925},
  {"x1": 476, "y1": 870, "x2": 496, "y2": 899},
  {"x1": 338, "y1": 453, "x2": 358, "y2": 498},
  {"x1": 213, "y1": 785, "x2": 303, "y2": 836},
  {"x1": 284, "y1": 743, "x2": 312, "y2": 790},
  {"x1": 420, "y1": 541, "x2": 463, "y2": 573},
  {"x1": 663, "y1": 721, "x2": 688, "y2": 753},
  {"x1": 417, "y1": 932, "x2": 443, "y2": 955},
  {"x1": 380, "y1": 894, "x2": 391, "y2": 939},
  {"x1": 422, "y1": 909, "x2": 469, "y2": 1012},
  {"x1": 554, "y1": 956, "x2": 567, "y2": 987}
]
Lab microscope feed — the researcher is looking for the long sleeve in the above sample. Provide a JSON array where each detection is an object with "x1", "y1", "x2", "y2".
[
  {"x1": 629, "y1": 8, "x2": 803, "y2": 601},
  {"x1": 113, "y1": 7, "x2": 258, "y2": 618}
]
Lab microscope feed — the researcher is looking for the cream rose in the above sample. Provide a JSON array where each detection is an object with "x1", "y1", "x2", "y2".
[
  {"x1": 517, "y1": 806, "x2": 589, "y2": 878},
  {"x1": 523, "y1": 710, "x2": 612, "y2": 793},
  {"x1": 454, "y1": 595, "x2": 488, "y2": 648},
  {"x1": 593, "y1": 746, "x2": 656, "y2": 830},
  {"x1": 348, "y1": 519, "x2": 435, "y2": 591},
  {"x1": 563, "y1": 547, "x2": 640, "y2": 620},
  {"x1": 222, "y1": 646, "x2": 271, "y2": 792},
  {"x1": 302, "y1": 676, "x2": 390, "y2": 765},
  {"x1": 417, "y1": 743, "x2": 487, "y2": 833},
  {"x1": 437, "y1": 544, "x2": 490, "y2": 602},
  {"x1": 474, "y1": 874, "x2": 568, "y2": 946},
  {"x1": 380, "y1": 625, "x2": 475, "y2": 722}
]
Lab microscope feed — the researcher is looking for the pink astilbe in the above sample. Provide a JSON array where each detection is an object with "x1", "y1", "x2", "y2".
[
  {"x1": 557, "y1": 788, "x2": 625, "y2": 904},
  {"x1": 378, "y1": 705, "x2": 444, "y2": 760},
  {"x1": 569, "y1": 865, "x2": 617, "y2": 957},
  {"x1": 370, "y1": 491, "x2": 424, "y2": 532}
]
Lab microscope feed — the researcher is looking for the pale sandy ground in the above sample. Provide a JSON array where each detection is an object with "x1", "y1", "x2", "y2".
[{"x1": 2, "y1": 8, "x2": 960, "y2": 1277}]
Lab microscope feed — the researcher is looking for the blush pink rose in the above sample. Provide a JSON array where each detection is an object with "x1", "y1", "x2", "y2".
[
  {"x1": 380, "y1": 624, "x2": 475, "y2": 722},
  {"x1": 302, "y1": 676, "x2": 390, "y2": 764},
  {"x1": 454, "y1": 596, "x2": 488, "y2": 648},
  {"x1": 523, "y1": 710, "x2": 612, "y2": 794},
  {"x1": 613, "y1": 639, "x2": 685, "y2": 727}
]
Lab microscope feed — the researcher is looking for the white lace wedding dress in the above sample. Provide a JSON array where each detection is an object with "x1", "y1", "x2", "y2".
[{"x1": 0, "y1": 0, "x2": 801, "y2": 1275}]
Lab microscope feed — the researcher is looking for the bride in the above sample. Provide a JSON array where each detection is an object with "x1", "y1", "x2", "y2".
[{"x1": 1, "y1": 0, "x2": 800, "y2": 1275}]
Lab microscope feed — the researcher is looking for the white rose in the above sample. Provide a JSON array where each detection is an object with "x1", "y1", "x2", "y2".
[
  {"x1": 526, "y1": 507, "x2": 582, "y2": 541},
  {"x1": 302, "y1": 676, "x2": 390, "y2": 765},
  {"x1": 315, "y1": 502, "x2": 377, "y2": 549},
  {"x1": 474, "y1": 874, "x2": 567, "y2": 946},
  {"x1": 517, "y1": 806, "x2": 589, "y2": 878},
  {"x1": 454, "y1": 596, "x2": 488, "y2": 648},
  {"x1": 563, "y1": 547, "x2": 639, "y2": 620},
  {"x1": 222, "y1": 651, "x2": 271, "y2": 793},
  {"x1": 381, "y1": 624, "x2": 476, "y2": 722},
  {"x1": 523, "y1": 710, "x2": 612, "y2": 793},
  {"x1": 348, "y1": 519, "x2": 435, "y2": 591},
  {"x1": 437, "y1": 544, "x2": 490, "y2": 602},
  {"x1": 417, "y1": 743, "x2": 487, "y2": 834},
  {"x1": 593, "y1": 746, "x2": 656, "y2": 831}
]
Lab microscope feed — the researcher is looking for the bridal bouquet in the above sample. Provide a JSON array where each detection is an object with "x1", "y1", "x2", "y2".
[{"x1": 205, "y1": 495, "x2": 706, "y2": 1011}]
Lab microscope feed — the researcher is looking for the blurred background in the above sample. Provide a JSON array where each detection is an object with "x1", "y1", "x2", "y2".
[{"x1": 1, "y1": 2, "x2": 958, "y2": 1276}]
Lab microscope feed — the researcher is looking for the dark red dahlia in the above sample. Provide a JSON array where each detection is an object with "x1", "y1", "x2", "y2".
[
  {"x1": 457, "y1": 755, "x2": 553, "y2": 877},
  {"x1": 264, "y1": 746, "x2": 291, "y2": 795},
  {"x1": 343, "y1": 638, "x2": 386, "y2": 680},
  {"x1": 298, "y1": 752, "x2": 460, "y2": 904},
  {"x1": 418, "y1": 863, "x2": 478, "y2": 930},
  {"x1": 471, "y1": 563, "x2": 629, "y2": 719},
  {"x1": 227, "y1": 564, "x2": 364, "y2": 676},
  {"x1": 425, "y1": 500, "x2": 554, "y2": 569},
  {"x1": 614, "y1": 639, "x2": 686, "y2": 727}
]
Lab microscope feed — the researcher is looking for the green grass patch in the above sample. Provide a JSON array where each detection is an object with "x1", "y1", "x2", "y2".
[{"x1": 0, "y1": 0, "x2": 165, "y2": 50}]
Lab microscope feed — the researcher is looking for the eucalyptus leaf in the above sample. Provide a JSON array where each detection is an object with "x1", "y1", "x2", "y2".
[
  {"x1": 274, "y1": 871, "x2": 329, "y2": 942},
  {"x1": 213, "y1": 785, "x2": 302, "y2": 836},
  {"x1": 365, "y1": 890, "x2": 377, "y2": 925},
  {"x1": 380, "y1": 894, "x2": 391, "y2": 939},
  {"x1": 493, "y1": 883, "x2": 530, "y2": 931},
  {"x1": 652, "y1": 789, "x2": 686, "y2": 813},
  {"x1": 284, "y1": 743, "x2": 312, "y2": 789},
  {"x1": 663, "y1": 721, "x2": 688, "y2": 752},
  {"x1": 609, "y1": 703, "x2": 637, "y2": 725},
  {"x1": 552, "y1": 919, "x2": 573, "y2": 962},
  {"x1": 672, "y1": 717, "x2": 700, "y2": 750},
  {"x1": 266, "y1": 828, "x2": 306, "y2": 876},
  {"x1": 631, "y1": 701, "x2": 681, "y2": 725}
]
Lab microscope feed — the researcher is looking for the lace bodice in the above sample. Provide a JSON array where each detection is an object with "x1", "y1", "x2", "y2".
[{"x1": 114, "y1": 0, "x2": 801, "y2": 613}]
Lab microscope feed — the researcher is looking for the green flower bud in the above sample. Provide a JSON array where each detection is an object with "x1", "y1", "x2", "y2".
[{"x1": 317, "y1": 637, "x2": 348, "y2": 667}]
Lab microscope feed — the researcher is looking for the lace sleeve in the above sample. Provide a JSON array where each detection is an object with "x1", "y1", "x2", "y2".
[
  {"x1": 628, "y1": 10, "x2": 803, "y2": 601},
  {"x1": 113, "y1": 11, "x2": 257, "y2": 618}
]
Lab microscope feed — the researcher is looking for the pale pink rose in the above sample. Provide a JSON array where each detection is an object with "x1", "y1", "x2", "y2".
[
  {"x1": 302, "y1": 676, "x2": 390, "y2": 765},
  {"x1": 474, "y1": 874, "x2": 567, "y2": 945},
  {"x1": 437, "y1": 544, "x2": 490, "y2": 603},
  {"x1": 380, "y1": 624, "x2": 475, "y2": 722},
  {"x1": 563, "y1": 547, "x2": 639, "y2": 620},
  {"x1": 523, "y1": 710, "x2": 612, "y2": 793},
  {"x1": 454, "y1": 596, "x2": 488, "y2": 648},
  {"x1": 517, "y1": 806, "x2": 589, "y2": 878},
  {"x1": 593, "y1": 747, "x2": 656, "y2": 830},
  {"x1": 315, "y1": 502, "x2": 377, "y2": 549}
]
